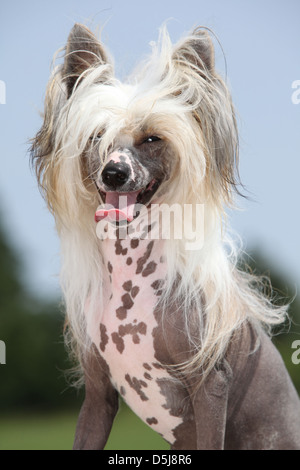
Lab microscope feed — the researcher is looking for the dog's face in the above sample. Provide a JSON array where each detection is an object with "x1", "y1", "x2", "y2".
[
  {"x1": 86, "y1": 129, "x2": 172, "y2": 223},
  {"x1": 32, "y1": 24, "x2": 239, "y2": 228}
]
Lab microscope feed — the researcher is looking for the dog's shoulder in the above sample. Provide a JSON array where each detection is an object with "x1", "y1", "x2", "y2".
[{"x1": 225, "y1": 321, "x2": 300, "y2": 449}]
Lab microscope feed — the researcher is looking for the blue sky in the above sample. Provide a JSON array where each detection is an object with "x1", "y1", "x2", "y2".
[{"x1": 0, "y1": 0, "x2": 299, "y2": 299}]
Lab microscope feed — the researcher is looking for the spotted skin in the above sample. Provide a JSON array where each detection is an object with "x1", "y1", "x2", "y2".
[
  {"x1": 84, "y1": 235, "x2": 194, "y2": 446},
  {"x1": 125, "y1": 373, "x2": 149, "y2": 402},
  {"x1": 136, "y1": 241, "x2": 154, "y2": 274},
  {"x1": 87, "y1": 231, "x2": 228, "y2": 450}
]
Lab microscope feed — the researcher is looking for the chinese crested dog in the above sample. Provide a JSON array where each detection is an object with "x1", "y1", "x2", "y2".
[{"x1": 31, "y1": 23, "x2": 300, "y2": 449}]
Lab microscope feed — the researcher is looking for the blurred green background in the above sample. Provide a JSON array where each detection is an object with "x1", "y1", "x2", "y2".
[{"x1": 0, "y1": 217, "x2": 299, "y2": 450}]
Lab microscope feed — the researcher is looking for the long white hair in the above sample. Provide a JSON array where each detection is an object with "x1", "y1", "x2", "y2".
[{"x1": 31, "y1": 24, "x2": 287, "y2": 383}]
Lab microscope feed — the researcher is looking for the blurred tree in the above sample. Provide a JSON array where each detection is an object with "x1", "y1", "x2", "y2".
[
  {"x1": 239, "y1": 249, "x2": 300, "y2": 395},
  {"x1": 0, "y1": 218, "x2": 82, "y2": 412}
]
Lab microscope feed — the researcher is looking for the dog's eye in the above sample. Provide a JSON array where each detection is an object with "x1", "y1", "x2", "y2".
[
  {"x1": 144, "y1": 136, "x2": 161, "y2": 143},
  {"x1": 90, "y1": 132, "x2": 103, "y2": 142}
]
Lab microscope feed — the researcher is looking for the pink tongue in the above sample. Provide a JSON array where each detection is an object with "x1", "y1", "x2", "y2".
[{"x1": 95, "y1": 191, "x2": 140, "y2": 222}]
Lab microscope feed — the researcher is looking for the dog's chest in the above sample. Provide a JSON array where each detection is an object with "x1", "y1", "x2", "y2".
[{"x1": 86, "y1": 238, "x2": 187, "y2": 444}]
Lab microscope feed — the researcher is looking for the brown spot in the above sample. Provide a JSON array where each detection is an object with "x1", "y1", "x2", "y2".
[
  {"x1": 115, "y1": 240, "x2": 122, "y2": 255},
  {"x1": 130, "y1": 238, "x2": 139, "y2": 249},
  {"x1": 126, "y1": 257, "x2": 132, "y2": 265},
  {"x1": 142, "y1": 261, "x2": 157, "y2": 277},
  {"x1": 151, "y1": 279, "x2": 164, "y2": 290},
  {"x1": 122, "y1": 280, "x2": 132, "y2": 292},
  {"x1": 112, "y1": 321, "x2": 146, "y2": 353},
  {"x1": 152, "y1": 362, "x2": 164, "y2": 370},
  {"x1": 120, "y1": 386, "x2": 126, "y2": 396},
  {"x1": 138, "y1": 322, "x2": 147, "y2": 335},
  {"x1": 111, "y1": 332, "x2": 125, "y2": 353},
  {"x1": 136, "y1": 241, "x2": 154, "y2": 274},
  {"x1": 121, "y1": 293, "x2": 134, "y2": 309},
  {"x1": 118, "y1": 324, "x2": 132, "y2": 336},
  {"x1": 107, "y1": 261, "x2": 113, "y2": 273},
  {"x1": 116, "y1": 306, "x2": 127, "y2": 320},
  {"x1": 151, "y1": 280, "x2": 164, "y2": 295},
  {"x1": 116, "y1": 290, "x2": 135, "y2": 320},
  {"x1": 100, "y1": 324, "x2": 109, "y2": 352},
  {"x1": 146, "y1": 417, "x2": 158, "y2": 426},
  {"x1": 115, "y1": 240, "x2": 128, "y2": 256},
  {"x1": 143, "y1": 363, "x2": 152, "y2": 371},
  {"x1": 125, "y1": 374, "x2": 149, "y2": 401},
  {"x1": 144, "y1": 372, "x2": 152, "y2": 380},
  {"x1": 131, "y1": 285, "x2": 140, "y2": 298},
  {"x1": 132, "y1": 334, "x2": 140, "y2": 344},
  {"x1": 118, "y1": 321, "x2": 147, "y2": 345}
]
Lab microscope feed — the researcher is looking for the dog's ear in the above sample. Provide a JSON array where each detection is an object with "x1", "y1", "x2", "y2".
[
  {"x1": 64, "y1": 23, "x2": 109, "y2": 97},
  {"x1": 173, "y1": 28, "x2": 215, "y2": 76},
  {"x1": 173, "y1": 28, "x2": 240, "y2": 204},
  {"x1": 191, "y1": 27, "x2": 215, "y2": 71}
]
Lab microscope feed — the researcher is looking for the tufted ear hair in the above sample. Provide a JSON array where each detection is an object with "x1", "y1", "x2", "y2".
[
  {"x1": 172, "y1": 27, "x2": 241, "y2": 204},
  {"x1": 64, "y1": 23, "x2": 110, "y2": 98},
  {"x1": 172, "y1": 27, "x2": 215, "y2": 76}
]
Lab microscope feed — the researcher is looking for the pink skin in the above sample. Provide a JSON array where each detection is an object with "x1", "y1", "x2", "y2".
[{"x1": 86, "y1": 235, "x2": 184, "y2": 444}]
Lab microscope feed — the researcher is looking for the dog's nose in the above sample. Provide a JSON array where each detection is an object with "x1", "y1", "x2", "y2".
[{"x1": 101, "y1": 161, "x2": 130, "y2": 190}]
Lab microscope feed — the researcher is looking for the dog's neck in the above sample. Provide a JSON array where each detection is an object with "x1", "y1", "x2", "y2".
[
  {"x1": 93, "y1": 235, "x2": 168, "y2": 353},
  {"x1": 101, "y1": 235, "x2": 167, "y2": 292}
]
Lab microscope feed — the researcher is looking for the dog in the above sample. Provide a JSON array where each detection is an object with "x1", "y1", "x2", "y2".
[{"x1": 31, "y1": 23, "x2": 300, "y2": 450}]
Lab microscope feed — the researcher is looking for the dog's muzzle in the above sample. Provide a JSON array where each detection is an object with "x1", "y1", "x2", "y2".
[{"x1": 95, "y1": 150, "x2": 161, "y2": 224}]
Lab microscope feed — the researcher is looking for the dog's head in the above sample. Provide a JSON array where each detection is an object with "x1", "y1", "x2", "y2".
[
  {"x1": 90, "y1": 129, "x2": 171, "y2": 223},
  {"x1": 31, "y1": 23, "x2": 239, "y2": 229}
]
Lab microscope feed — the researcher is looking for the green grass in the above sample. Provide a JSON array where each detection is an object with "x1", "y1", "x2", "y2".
[
  {"x1": 0, "y1": 411, "x2": 77, "y2": 450},
  {"x1": 0, "y1": 402, "x2": 170, "y2": 450}
]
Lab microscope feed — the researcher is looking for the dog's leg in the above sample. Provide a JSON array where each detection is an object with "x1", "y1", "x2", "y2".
[
  {"x1": 190, "y1": 362, "x2": 232, "y2": 450},
  {"x1": 73, "y1": 345, "x2": 119, "y2": 450}
]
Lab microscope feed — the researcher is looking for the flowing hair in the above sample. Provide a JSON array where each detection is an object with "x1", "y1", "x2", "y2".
[{"x1": 31, "y1": 24, "x2": 288, "y2": 385}]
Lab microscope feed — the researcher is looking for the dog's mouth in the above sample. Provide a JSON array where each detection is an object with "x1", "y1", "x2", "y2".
[{"x1": 95, "y1": 179, "x2": 160, "y2": 223}]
